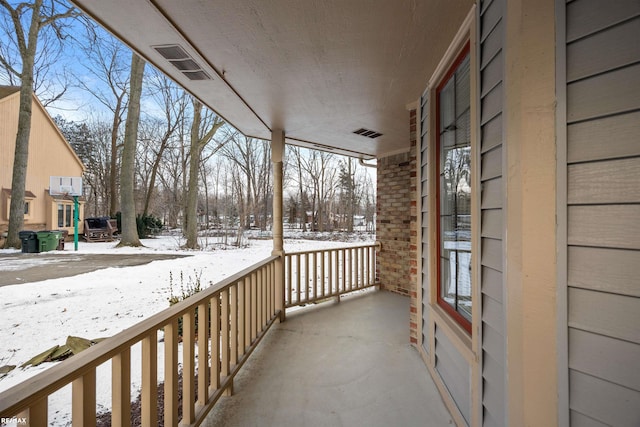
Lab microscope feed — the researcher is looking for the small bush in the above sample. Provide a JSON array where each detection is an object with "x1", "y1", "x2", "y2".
[
  {"x1": 168, "y1": 270, "x2": 209, "y2": 336},
  {"x1": 137, "y1": 214, "x2": 163, "y2": 238}
]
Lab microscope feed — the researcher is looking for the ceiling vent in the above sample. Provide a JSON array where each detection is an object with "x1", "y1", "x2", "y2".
[
  {"x1": 353, "y1": 128, "x2": 383, "y2": 139},
  {"x1": 153, "y1": 44, "x2": 211, "y2": 80}
]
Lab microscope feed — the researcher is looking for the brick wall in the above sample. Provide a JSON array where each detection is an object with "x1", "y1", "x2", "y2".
[{"x1": 376, "y1": 109, "x2": 419, "y2": 344}]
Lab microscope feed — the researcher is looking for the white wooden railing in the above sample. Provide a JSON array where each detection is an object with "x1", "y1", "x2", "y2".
[
  {"x1": 0, "y1": 255, "x2": 280, "y2": 427},
  {"x1": 284, "y1": 244, "x2": 378, "y2": 307}
]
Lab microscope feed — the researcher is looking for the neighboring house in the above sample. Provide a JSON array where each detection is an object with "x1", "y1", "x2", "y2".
[
  {"x1": 0, "y1": 86, "x2": 85, "y2": 245},
  {"x1": 1, "y1": 1, "x2": 638, "y2": 426}
]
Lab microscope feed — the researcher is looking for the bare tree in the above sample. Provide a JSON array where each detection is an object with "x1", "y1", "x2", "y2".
[
  {"x1": 184, "y1": 98, "x2": 224, "y2": 249},
  {"x1": 117, "y1": 52, "x2": 145, "y2": 247},
  {"x1": 0, "y1": 0, "x2": 80, "y2": 248},
  {"x1": 76, "y1": 24, "x2": 131, "y2": 216},
  {"x1": 139, "y1": 71, "x2": 187, "y2": 217}
]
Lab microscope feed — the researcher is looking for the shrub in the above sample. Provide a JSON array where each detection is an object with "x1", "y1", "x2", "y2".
[{"x1": 168, "y1": 270, "x2": 208, "y2": 336}]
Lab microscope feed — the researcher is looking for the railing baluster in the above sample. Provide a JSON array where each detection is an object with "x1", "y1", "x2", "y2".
[
  {"x1": 72, "y1": 367, "x2": 96, "y2": 427},
  {"x1": 251, "y1": 272, "x2": 257, "y2": 341},
  {"x1": 183, "y1": 310, "x2": 195, "y2": 424},
  {"x1": 221, "y1": 289, "x2": 231, "y2": 396},
  {"x1": 312, "y1": 251, "x2": 317, "y2": 301},
  {"x1": 210, "y1": 294, "x2": 220, "y2": 393},
  {"x1": 360, "y1": 246, "x2": 365, "y2": 288},
  {"x1": 351, "y1": 248, "x2": 356, "y2": 291},
  {"x1": 230, "y1": 284, "x2": 238, "y2": 367},
  {"x1": 262, "y1": 265, "x2": 268, "y2": 324},
  {"x1": 342, "y1": 248, "x2": 346, "y2": 293},
  {"x1": 164, "y1": 319, "x2": 179, "y2": 426},
  {"x1": 197, "y1": 301, "x2": 210, "y2": 410},
  {"x1": 271, "y1": 261, "x2": 276, "y2": 316},
  {"x1": 257, "y1": 270, "x2": 263, "y2": 332},
  {"x1": 328, "y1": 251, "x2": 332, "y2": 296},
  {"x1": 264, "y1": 265, "x2": 269, "y2": 323},
  {"x1": 304, "y1": 254, "x2": 312, "y2": 301},
  {"x1": 238, "y1": 280, "x2": 246, "y2": 359},
  {"x1": 295, "y1": 254, "x2": 301, "y2": 304},
  {"x1": 286, "y1": 256, "x2": 292, "y2": 306},
  {"x1": 112, "y1": 348, "x2": 131, "y2": 427},
  {"x1": 244, "y1": 277, "x2": 251, "y2": 350},
  {"x1": 22, "y1": 398, "x2": 47, "y2": 427},
  {"x1": 141, "y1": 332, "x2": 157, "y2": 427}
]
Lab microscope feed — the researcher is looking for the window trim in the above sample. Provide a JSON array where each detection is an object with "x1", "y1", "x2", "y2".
[{"x1": 435, "y1": 41, "x2": 473, "y2": 334}]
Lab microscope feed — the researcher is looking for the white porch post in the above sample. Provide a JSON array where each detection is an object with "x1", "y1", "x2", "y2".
[{"x1": 271, "y1": 129, "x2": 285, "y2": 322}]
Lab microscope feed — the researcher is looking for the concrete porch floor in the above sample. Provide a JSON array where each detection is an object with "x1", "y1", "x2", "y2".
[{"x1": 203, "y1": 290, "x2": 453, "y2": 427}]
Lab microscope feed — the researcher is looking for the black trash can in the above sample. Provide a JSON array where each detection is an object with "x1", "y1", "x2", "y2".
[{"x1": 18, "y1": 230, "x2": 39, "y2": 253}]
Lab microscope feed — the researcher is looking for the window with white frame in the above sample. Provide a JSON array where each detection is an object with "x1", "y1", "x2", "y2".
[{"x1": 57, "y1": 203, "x2": 75, "y2": 228}]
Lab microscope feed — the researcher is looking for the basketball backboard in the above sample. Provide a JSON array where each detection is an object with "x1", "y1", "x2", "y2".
[{"x1": 49, "y1": 176, "x2": 83, "y2": 196}]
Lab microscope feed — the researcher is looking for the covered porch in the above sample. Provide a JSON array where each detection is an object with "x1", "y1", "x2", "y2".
[{"x1": 203, "y1": 290, "x2": 452, "y2": 427}]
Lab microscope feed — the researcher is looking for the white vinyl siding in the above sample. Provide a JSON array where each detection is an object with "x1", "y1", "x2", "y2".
[
  {"x1": 479, "y1": 0, "x2": 506, "y2": 425},
  {"x1": 564, "y1": 0, "x2": 640, "y2": 425}
]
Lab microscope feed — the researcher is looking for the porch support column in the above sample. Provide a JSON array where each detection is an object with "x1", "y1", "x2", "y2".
[
  {"x1": 504, "y1": 0, "x2": 558, "y2": 425},
  {"x1": 271, "y1": 129, "x2": 285, "y2": 322}
]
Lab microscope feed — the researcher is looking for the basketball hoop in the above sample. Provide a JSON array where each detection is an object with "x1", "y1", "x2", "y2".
[{"x1": 50, "y1": 176, "x2": 83, "y2": 251}]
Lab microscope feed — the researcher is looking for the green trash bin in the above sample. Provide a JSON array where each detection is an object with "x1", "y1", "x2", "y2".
[
  {"x1": 18, "y1": 230, "x2": 39, "y2": 253},
  {"x1": 37, "y1": 230, "x2": 62, "y2": 252}
]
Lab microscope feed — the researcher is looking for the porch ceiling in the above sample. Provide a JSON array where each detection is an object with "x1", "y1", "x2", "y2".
[{"x1": 70, "y1": 0, "x2": 473, "y2": 159}]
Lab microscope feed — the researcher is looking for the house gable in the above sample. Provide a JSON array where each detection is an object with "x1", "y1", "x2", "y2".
[{"x1": 0, "y1": 87, "x2": 85, "y2": 230}]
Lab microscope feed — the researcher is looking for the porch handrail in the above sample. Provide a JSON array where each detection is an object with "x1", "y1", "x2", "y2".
[
  {"x1": 285, "y1": 243, "x2": 378, "y2": 307},
  {"x1": 0, "y1": 255, "x2": 280, "y2": 427}
]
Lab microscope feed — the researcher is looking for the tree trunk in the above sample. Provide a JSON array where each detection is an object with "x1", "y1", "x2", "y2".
[
  {"x1": 108, "y1": 97, "x2": 122, "y2": 217},
  {"x1": 184, "y1": 100, "x2": 203, "y2": 249},
  {"x1": 118, "y1": 53, "x2": 145, "y2": 247},
  {"x1": 4, "y1": 3, "x2": 40, "y2": 248}
]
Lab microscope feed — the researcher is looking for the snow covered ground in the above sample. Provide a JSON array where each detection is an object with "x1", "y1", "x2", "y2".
[{"x1": 0, "y1": 231, "x2": 373, "y2": 425}]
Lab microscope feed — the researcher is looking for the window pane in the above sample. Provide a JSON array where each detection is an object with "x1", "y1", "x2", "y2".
[
  {"x1": 65, "y1": 205, "x2": 71, "y2": 227},
  {"x1": 24, "y1": 202, "x2": 29, "y2": 215},
  {"x1": 58, "y1": 204, "x2": 64, "y2": 227},
  {"x1": 438, "y1": 48, "x2": 472, "y2": 328}
]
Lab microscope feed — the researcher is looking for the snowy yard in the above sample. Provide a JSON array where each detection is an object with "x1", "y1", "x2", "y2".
[{"x1": 0, "y1": 231, "x2": 374, "y2": 425}]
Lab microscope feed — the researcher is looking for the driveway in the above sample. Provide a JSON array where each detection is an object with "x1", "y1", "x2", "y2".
[{"x1": 0, "y1": 252, "x2": 190, "y2": 287}]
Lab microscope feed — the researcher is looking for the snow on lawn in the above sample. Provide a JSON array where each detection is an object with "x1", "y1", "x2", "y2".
[{"x1": 0, "y1": 232, "x2": 373, "y2": 425}]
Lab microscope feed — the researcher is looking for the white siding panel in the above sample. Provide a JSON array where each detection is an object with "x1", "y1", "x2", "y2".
[
  {"x1": 566, "y1": 0, "x2": 640, "y2": 42},
  {"x1": 568, "y1": 246, "x2": 640, "y2": 297},
  {"x1": 481, "y1": 114, "x2": 502, "y2": 153},
  {"x1": 480, "y1": 82, "x2": 503, "y2": 124},
  {"x1": 482, "y1": 351, "x2": 505, "y2": 425},
  {"x1": 481, "y1": 237, "x2": 502, "y2": 272},
  {"x1": 568, "y1": 205, "x2": 640, "y2": 250},
  {"x1": 481, "y1": 177, "x2": 503, "y2": 209},
  {"x1": 570, "y1": 410, "x2": 612, "y2": 427},
  {"x1": 569, "y1": 287, "x2": 640, "y2": 344},
  {"x1": 570, "y1": 370, "x2": 640, "y2": 427},
  {"x1": 567, "y1": 63, "x2": 640, "y2": 123},
  {"x1": 480, "y1": 0, "x2": 502, "y2": 41},
  {"x1": 482, "y1": 322, "x2": 504, "y2": 366},
  {"x1": 481, "y1": 51, "x2": 503, "y2": 96},
  {"x1": 480, "y1": 21, "x2": 502, "y2": 68},
  {"x1": 567, "y1": 17, "x2": 640, "y2": 82},
  {"x1": 481, "y1": 209, "x2": 501, "y2": 239},
  {"x1": 482, "y1": 294, "x2": 504, "y2": 336},
  {"x1": 568, "y1": 157, "x2": 640, "y2": 204},
  {"x1": 569, "y1": 328, "x2": 640, "y2": 391},
  {"x1": 481, "y1": 266, "x2": 503, "y2": 303},
  {"x1": 567, "y1": 110, "x2": 640, "y2": 163},
  {"x1": 435, "y1": 326, "x2": 471, "y2": 424},
  {"x1": 480, "y1": 146, "x2": 502, "y2": 181}
]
